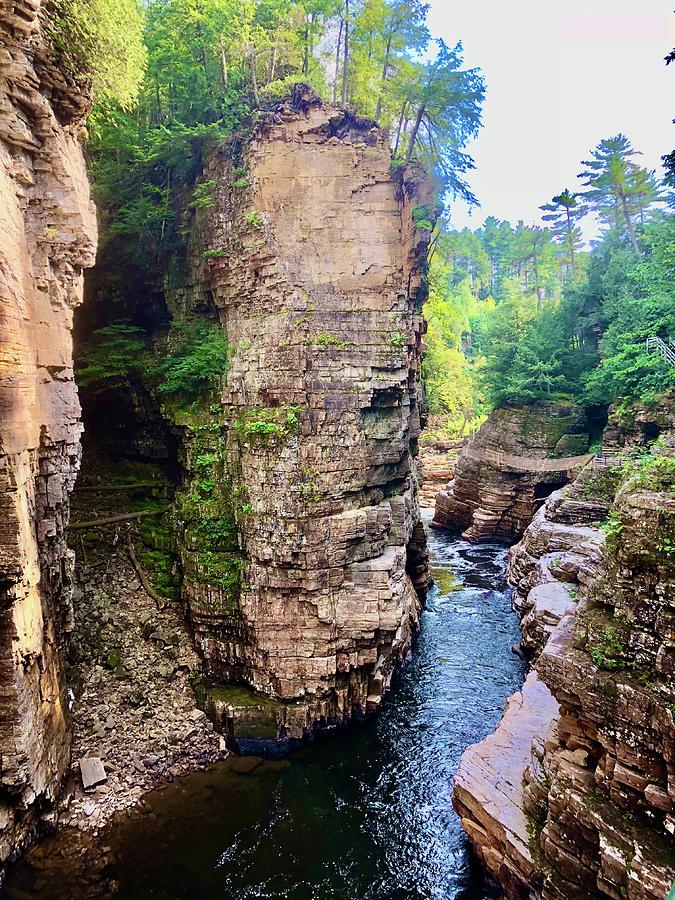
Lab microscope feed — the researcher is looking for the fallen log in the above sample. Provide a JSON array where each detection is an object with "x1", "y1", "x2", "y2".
[
  {"x1": 68, "y1": 506, "x2": 171, "y2": 530},
  {"x1": 126, "y1": 533, "x2": 166, "y2": 610},
  {"x1": 74, "y1": 482, "x2": 164, "y2": 493}
]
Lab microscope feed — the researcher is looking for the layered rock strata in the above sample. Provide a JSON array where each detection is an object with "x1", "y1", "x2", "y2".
[
  {"x1": 168, "y1": 88, "x2": 433, "y2": 746},
  {"x1": 0, "y1": 0, "x2": 96, "y2": 869},
  {"x1": 453, "y1": 427, "x2": 675, "y2": 898},
  {"x1": 433, "y1": 404, "x2": 589, "y2": 542}
]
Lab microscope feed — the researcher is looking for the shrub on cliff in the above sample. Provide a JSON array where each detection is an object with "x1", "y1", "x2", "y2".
[{"x1": 153, "y1": 321, "x2": 230, "y2": 401}]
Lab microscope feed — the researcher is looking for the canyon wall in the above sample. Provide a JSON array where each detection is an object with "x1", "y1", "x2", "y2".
[
  {"x1": 433, "y1": 404, "x2": 590, "y2": 542},
  {"x1": 87, "y1": 87, "x2": 435, "y2": 749},
  {"x1": 453, "y1": 403, "x2": 675, "y2": 899},
  {"x1": 0, "y1": 0, "x2": 96, "y2": 868}
]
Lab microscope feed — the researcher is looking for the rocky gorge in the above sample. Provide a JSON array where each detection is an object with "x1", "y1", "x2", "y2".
[
  {"x1": 432, "y1": 403, "x2": 593, "y2": 543},
  {"x1": 0, "y1": 0, "x2": 436, "y2": 873},
  {"x1": 452, "y1": 401, "x2": 675, "y2": 899},
  {"x1": 0, "y1": 2, "x2": 674, "y2": 897}
]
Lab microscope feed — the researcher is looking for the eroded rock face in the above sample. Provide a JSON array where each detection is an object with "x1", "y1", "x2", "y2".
[
  {"x1": 170, "y1": 88, "x2": 433, "y2": 741},
  {"x1": 0, "y1": 0, "x2": 96, "y2": 868},
  {"x1": 433, "y1": 404, "x2": 589, "y2": 542},
  {"x1": 454, "y1": 424, "x2": 675, "y2": 899}
]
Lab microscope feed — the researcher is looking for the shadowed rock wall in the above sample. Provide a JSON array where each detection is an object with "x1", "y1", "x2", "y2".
[{"x1": 0, "y1": 0, "x2": 96, "y2": 869}]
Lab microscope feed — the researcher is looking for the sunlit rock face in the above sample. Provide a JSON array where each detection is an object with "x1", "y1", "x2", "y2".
[
  {"x1": 0, "y1": 0, "x2": 96, "y2": 868},
  {"x1": 433, "y1": 404, "x2": 589, "y2": 543},
  {"x1": 174, "y1": 87, "x2": 433, "y2": 741}
]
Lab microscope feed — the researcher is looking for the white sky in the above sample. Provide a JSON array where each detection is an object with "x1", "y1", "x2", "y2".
[{"x1": 426, "y1": 0, "x2": 675, "y2": 240}]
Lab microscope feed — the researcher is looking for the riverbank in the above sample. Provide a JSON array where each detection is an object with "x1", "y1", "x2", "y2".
[
  {"x1": 6, "y1": 515, "x2": 526, "y2": 899},
  {"x1": 61, "y1": 543, "x2": 225, "y2": 835}
]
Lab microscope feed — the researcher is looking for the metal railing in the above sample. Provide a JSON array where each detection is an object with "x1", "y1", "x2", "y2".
[{"x1": 646, "y1": 336, "x2": 675, "y2": 366}]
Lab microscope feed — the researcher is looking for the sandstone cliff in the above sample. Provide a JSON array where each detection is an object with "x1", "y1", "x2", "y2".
[
  {"x1": 0, "y1": 0, "x2": 96, "y2": 868},
  {"x1": 77, "y1": 87, "x2": 434, "y2": 751},
  {"x1": 453, "y1": 404, "x2": 675, "y2": 899},
  {"x1": 432, "y1": 404, "x2": 590, "y2": 542},
  {"x1": 176, "y1": 88, "x2": 432, "y2": 747}
]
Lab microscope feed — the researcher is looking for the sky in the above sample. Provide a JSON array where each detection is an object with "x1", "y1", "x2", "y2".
[{"x1": 426, "y1": 0, "x2": 675, "y2": 240}]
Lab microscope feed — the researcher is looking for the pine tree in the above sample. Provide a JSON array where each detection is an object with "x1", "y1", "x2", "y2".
[
  {"x1": 540, "y1": 189, "x2": 587, "y2": 280},
  {"x1": 578, "y1": 134, "x2": 659, "y2": 253}
]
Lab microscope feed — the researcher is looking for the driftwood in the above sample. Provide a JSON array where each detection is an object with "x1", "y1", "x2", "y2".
[
  {"x1": 126, "y1": 533, "x2": 166, "y2": 610},
  {"x1": 68, "y1": 506, "x2": 171, "y2": 530}
]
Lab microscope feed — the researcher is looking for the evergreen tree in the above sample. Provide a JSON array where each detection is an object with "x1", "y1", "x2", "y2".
[
  {"x1": 400, "y1": 40, "x2": 484, "y2": 202},
  {"x1": 540, "y1": 189, "x2": 586, "y2": 280},
  {"x1": 578, "y1": 134, "x2": 660, "y2": 253}
]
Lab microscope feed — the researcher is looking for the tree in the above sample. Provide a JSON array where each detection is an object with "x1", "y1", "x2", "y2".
[
  {"x1": 48, "y1": 0, "x2": 147, "y2": 109},
  {"x1": 402, "y1": 40, "x2": 484, "y2": 203},
  {"x1": 540, "y1": 189, "x2": 587, "y2": 280},
  {"x1": 578, "y1": 134, "x2": 659, "y2": 253}
]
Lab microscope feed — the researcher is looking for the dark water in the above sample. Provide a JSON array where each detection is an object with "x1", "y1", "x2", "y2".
[{"x1": 7, "y1": 516, "x2": 525, "y2": 900}]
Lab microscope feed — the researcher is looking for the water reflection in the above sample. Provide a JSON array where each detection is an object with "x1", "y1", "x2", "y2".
[{"x1": 6, "y1": 517, "x2": 525, "y2": 900}]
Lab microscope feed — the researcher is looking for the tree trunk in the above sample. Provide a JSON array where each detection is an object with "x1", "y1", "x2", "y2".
[
  {"x1": 250, "y1": 49, "x2": 259, "y2": 107},
  {"x1": 341, "y1": 0, "x2": 349, "y2": 105},
  {"x1": 220, "y1": 48, "x2": 228, "y2": 92},
  {"x1": 405, "y1": 103, "x2": 425, "y2": 164},
  {"x1": 566, "y1": 207, "x2": 576, "y2": 278},
  {"x1": 303, "y1": 19, "x2": 309, "y2": 76},
  {"x1": 393, "y1": 98, "x2": 408, "y2": 154},
  {"x1": 375, "y1": 31, "x2": 393, "y2": 122},
  {"x1": 268, "y1": 44, "x2": 277, "y2": 83},
  {"x1": 532, "y1": 248, "x2": 542, "y2": 308},
  {"x1": 619, "y1": 188, "x2": 640, "y2": 253},
  {"x1": 333, "y1": 17, "x2": 343, "y2": 104}
]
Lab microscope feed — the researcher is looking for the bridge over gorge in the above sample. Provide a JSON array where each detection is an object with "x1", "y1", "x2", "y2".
[{"x1": 464, "y1": 447, "x2": 595, "y2": 473}]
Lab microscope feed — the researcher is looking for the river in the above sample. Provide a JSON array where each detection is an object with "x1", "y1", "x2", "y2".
[{"x1": 6, "y1": 513, "x2": 526, "y2": 899}]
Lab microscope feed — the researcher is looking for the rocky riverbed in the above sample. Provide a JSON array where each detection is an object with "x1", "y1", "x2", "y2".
[{"x1": 61, "y1": 542, "x2": 225, "y2": 834}]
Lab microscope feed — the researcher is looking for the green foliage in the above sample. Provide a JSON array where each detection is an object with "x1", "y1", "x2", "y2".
[
  {"x1": 615, "y1": 449, "x2": 675, "y2": 493},
  {"x1": 315, "y1": 332, "x2": 355, "y2": 349},
  {"x1": 589, "y1": 624, "x2": 625, "y2": 671},
  {"x1": 154, "y1": 321, "x2": 230, "y2": 401},
  {"x1": 234, "y1": 406, "x2": 302, "y2": 441},
  {"x1": 77, "y1": 323, "x2": 148, "y2": 391},
  {"x1": 412, "y1": 205, "x2": 436, "y2": 231},
  {"x1": 136, "y1": 547, "x2": 181, "y2": 599},
  {"x1": 48, "y1": 0, "x2": 146, "y2": 108},
  {"x1": 600, "y1": 509, "x2": 625, "y2": 555},
  {"x1": 189, "y1": 179, "x2": 216, "y2": 209},
  {"x1": 243, "y1": 211, "x2": 264, "y2": 229}
]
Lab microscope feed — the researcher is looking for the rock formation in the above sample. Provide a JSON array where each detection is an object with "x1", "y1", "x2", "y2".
[
  {"x1": 0, "y1": 0, "x2": 96, "y2": 869},
  {"x1": 433, "y1": 404, "x2": 590, "y2": 542},
  {"x1": 453, "y1": 404, "x2": 675, "y2": 899},
  {"x1": 164, "y1": 88, "x2": 433, "y2": 747}
]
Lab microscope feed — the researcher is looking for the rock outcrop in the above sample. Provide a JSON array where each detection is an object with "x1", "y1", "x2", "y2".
[
  {"x1": 110, "y1": 87, "x2": 435, "y2": 748},
  {"x1": 453, "y1": 412, "x2": 675, "y2": 899},
  {"x1": 0, "y1": 0, "x2": 96, "y2": 870},
  {"x1": 433, "y1": 404, "x2": 590, "y2": 542}
]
